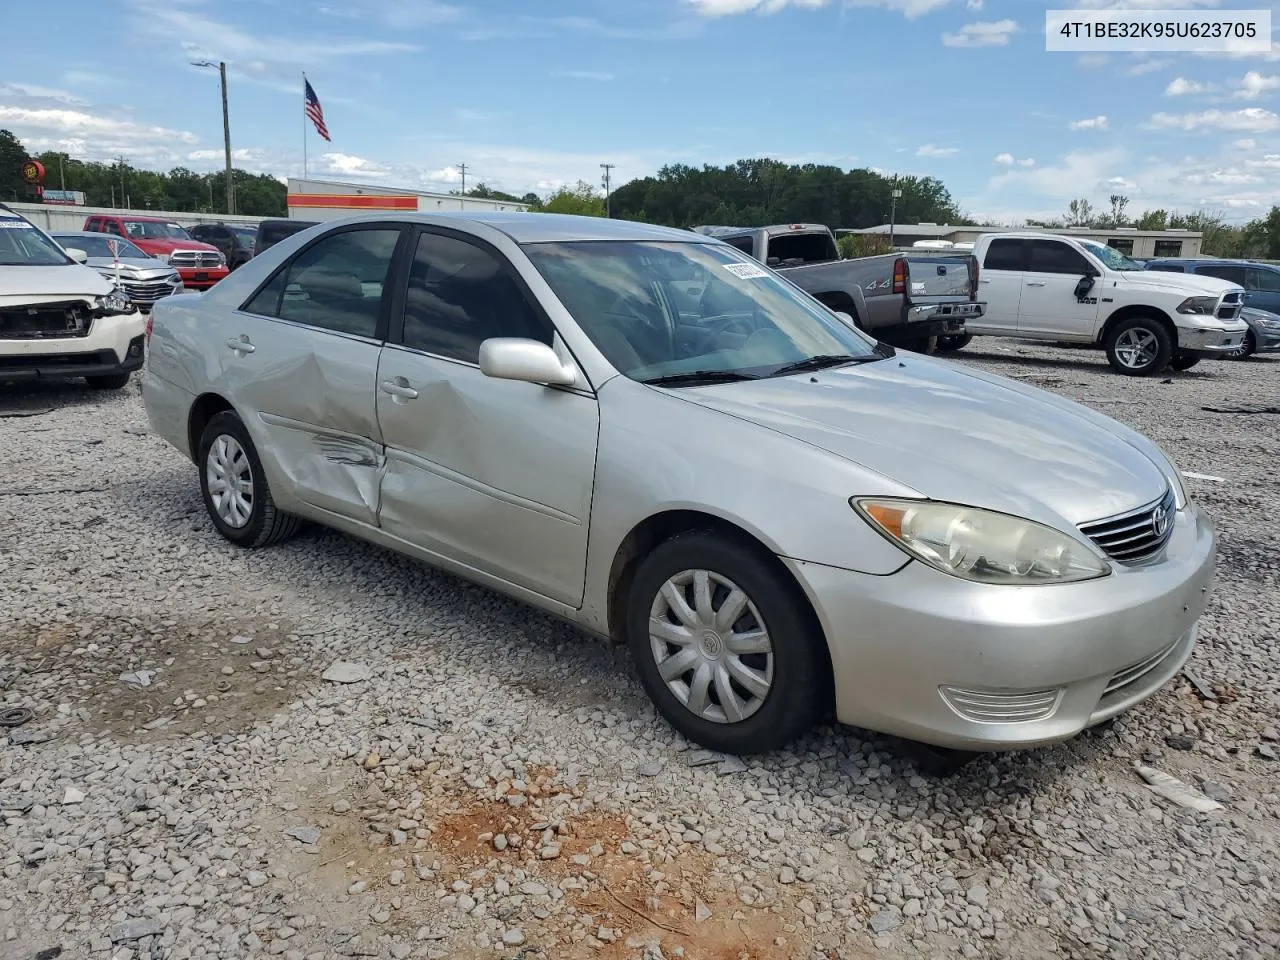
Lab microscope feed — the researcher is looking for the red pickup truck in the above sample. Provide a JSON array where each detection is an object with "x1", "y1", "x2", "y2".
[{"x1": 83, "y1": 214, "x2": 230, "y2": 291}]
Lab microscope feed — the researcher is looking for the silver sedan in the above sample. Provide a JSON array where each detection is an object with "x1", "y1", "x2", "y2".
[{"x1": 141, "y1": 213, "x2": 1215, "y2": 755}]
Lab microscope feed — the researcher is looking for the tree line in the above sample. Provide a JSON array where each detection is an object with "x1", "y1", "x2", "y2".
[{"x1": 4, "y1": 127, "x2": 1279, "y2": 256}]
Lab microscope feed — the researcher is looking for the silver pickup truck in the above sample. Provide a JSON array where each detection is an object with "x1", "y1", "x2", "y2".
[{"x1": 692, "y1": 223, "x2": 985, "y2": 350}]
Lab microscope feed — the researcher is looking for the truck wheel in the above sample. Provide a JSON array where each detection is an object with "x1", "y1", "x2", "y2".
[
  {"x1": 901, "y1": 335, "x2": 938, "y2": 356},
  {"x1": 1170, "y1": 354, "x2": 1201, "y2": 371},
  {"x1": 1104, "y1": 317, "x2": 1172, "y2": 376},
  {"x1": 935, "y1": 334, "x2": 973, "y2": 352},
  {"x1": 86, "y1": 373, "x2": 131, "y2": 390},
  {"x1": 1230, "y1": 330, "x2": 1256, "y2": 359}
]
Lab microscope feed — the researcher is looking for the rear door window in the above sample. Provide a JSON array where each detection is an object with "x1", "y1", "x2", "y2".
[
  {"x1": 1196, "y1": 264, "x2": 1247, "y2": 285},
  {"x1": 983, "y1": 238, "x2": 1025, "y2": 271}
]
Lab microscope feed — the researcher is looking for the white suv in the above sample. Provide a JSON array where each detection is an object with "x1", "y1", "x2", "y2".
[{"x1": 1, "y1": 206, "x2": 146, "y2": 390}]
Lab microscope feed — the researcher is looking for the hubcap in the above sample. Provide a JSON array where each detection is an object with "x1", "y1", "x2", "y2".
[
  {"x1": 648, "y1": 569, "x2": 774, "y2": 725},
  {"x1": 206, "y1": 434, "x2": 254, "y2": 528},
  {"x1": 1115, "y1": 328, "x2": 1159, "y2": 369}
]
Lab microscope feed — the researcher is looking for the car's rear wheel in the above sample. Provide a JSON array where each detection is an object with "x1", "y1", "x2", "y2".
[
  {"x1": 625, "y1": 531, "x2": 829, "y2": 755},
  {"x1": 198, "y1": 410, "x2": 302, "y2": 548},
  {"x1": 935, "y1": 334, "x2": 973, "y2": 352},
  {"x1": 1104, "y1": 317, "x2": 1172, "y2": 376},
  {"x1": 1170, "y1": 353, "x2": 1201, "y2": 371},
  {"x1": 1230, "y1": 330, "x2": 1257, "y2": 359},
  {"x1": 86, "y1": 373, "x2": 130, "y2": 390}
]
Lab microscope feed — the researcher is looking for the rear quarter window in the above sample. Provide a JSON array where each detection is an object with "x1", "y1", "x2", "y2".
[{"x1": 983, "y1": 239, "x2": 1024, "y2": 271}]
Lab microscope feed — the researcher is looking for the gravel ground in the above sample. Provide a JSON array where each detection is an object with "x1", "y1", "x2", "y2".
[{"x1": 1, "y1": 343, "x2": 1278, "y2": 960}]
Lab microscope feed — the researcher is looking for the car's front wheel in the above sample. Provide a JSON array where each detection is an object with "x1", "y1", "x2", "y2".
[
  {"x1": 86, "y1": 373, "x2": 131, "y2": 390},
  {"x1": 198, "y1": 410, "x2": 302, "y2": 548},
  {"x1": 1230, "y1": 330, "x2": 1257, "y2": 359},
  {"x1": 625, "y1": 531, "x2": 829, "y2": 755},
  {"x1": 1104, "y1": 317, "x2": 1172, "y2": 376}
]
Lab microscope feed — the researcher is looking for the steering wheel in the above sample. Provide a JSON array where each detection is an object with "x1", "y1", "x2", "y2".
[{"x1": 693, "y1": 312, "x2": 756, "y2": 353}]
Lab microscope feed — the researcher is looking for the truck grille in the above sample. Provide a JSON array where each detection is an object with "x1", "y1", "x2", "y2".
[
  {"x1": 1078, "y1": 487, "x2": 1176, "y2": 563},
  {"x1": 1217, "y1": 291, "x2": 1243, "y2": 320},
  {"x1": 0, "y1": 300, "x2": 92, "y2": 340},
  {"x1": 120, "y1": 276, "x2": 181, "y2": 303},
  {"x1": 170, "y1": 250, "x2": 222, "y2": 268}
]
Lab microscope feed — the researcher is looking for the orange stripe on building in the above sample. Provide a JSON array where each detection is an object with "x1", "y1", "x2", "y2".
[{"x1": 287, "y1": 193, "x2": 419, "y2": 210}]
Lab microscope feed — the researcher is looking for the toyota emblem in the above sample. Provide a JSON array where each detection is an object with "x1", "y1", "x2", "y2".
[{"x1": 1151, "y1": 504, "x2": 1170, "y2": 539}]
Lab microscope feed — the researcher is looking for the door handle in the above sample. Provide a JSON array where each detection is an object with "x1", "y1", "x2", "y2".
[
  {"x1": 380, "y1": 378, "x2": 419, "y2": 402},
  {"x1": 226, "y1": 336, "x2": 255, "y2": 354},
  {"x1": 1025, "y1": 281, "x2": 1047, "y2": 287}
]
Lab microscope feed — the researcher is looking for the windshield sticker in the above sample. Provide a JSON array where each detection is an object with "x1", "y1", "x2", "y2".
[
  {"x1": 0, "y1": 219, "x2": 34, "y2": 229},
  {"x1": 723, "y1": 261, "x2": 770, "y2": 280}
]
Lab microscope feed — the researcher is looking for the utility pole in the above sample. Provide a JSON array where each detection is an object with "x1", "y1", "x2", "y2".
[
  {"x1": 458, "y1": 163, "x2": 468, "y2": 203},
  {"x1": 600, "y1": 163, "x2": 614, "y2": 218},
  {"x1": 58, "y1": 156, "x2": 65, "y2": 192},
  {"x1": 117, "y1": 156, "x2": 128, "y2": 210},
  {"x1": 192, "y1": 60, "x2": 234, "y2": 214},
  {"x1": 889, "y1": 175, "x2": 903, "y2": 250}
]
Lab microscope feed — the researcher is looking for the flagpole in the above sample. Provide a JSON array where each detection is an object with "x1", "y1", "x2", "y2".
[{"x1": 301, "y1": 72, "x2": 308, "y2": 191}]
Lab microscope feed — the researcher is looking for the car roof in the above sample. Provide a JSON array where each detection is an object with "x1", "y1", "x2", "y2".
[{"x1": 306, "y1": 211, "x2": 705, "y2": 245}]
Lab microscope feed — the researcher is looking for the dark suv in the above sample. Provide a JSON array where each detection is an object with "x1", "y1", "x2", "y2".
[{"x1": 188, "y1": 222, "x2": 258, "y2": 270}]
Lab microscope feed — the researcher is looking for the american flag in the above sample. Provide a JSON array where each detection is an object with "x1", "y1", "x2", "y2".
[{"x1": 304, "y1": 78, "x2": 330, "y2": 142}]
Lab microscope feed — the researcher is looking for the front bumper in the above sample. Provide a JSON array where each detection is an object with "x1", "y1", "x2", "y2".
[
  {"x1": 1247, "y1": 323, "x2": 1280, "y2": 353},
  {"x1": 173, "y1": 265, "x2": 229, "y2": 290},
  {"x1": 1178, "y1": 321, "x2": 1247, "y2": 356},
  {"x1": 785, "y1": 503, "x2": 1216, "y2": 751},
  {"x1": 0, "y1": 312, "x2": 147, "y2": 382}
]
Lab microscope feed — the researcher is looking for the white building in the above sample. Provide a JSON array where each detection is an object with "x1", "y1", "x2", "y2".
[
  {"x1": 287, "y1": 177, "x2": 530, "y2": 221},
  {"x1": 839, "y1": 222, "x2": 1205, "y2": 259}
]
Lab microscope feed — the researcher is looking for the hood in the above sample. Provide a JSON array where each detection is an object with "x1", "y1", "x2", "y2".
[
  {"x1": 677, "y1": 355, "x2": 1168, "y2": 527},
  {"x1": 0, "y1": 263, "x2": 113, "y2": 306},
  {"x1": 85, "y1": 256, "x2": 177, "y2": 277},
  {"x1": 1126, "y1": 270, "x2": 1240, "y2": 296},
  {"x1": 130, "y1": 236, "x2": 219, "y2": 255}
]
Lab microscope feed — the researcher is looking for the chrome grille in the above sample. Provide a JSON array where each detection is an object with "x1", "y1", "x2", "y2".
[
  {"x1": 1103, "y1": 641, "x2": 1179, "y2": 699},
  {"x1": 1079, "y1": 487, "x2": 1176, "y2": 563},
  {"x1": 120, "y1": 277, "x2": 181, "y2": 303},
  {"x1": 940, "y1": 685, "x2": 1063, "y2": 724},
  {"x1": 1217, "y1": 291, "x2": 1243, "y2": 320},
  {"x1": 170, "y1": 249, "x2": 222, "y2": 268}
]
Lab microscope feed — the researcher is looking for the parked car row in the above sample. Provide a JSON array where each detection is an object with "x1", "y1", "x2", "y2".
[{"x1": 139, "y1": 211, "x2": 1216, "y2": 757}]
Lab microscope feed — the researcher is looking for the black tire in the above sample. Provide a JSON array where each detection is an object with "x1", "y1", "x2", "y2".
[
  {"x1": 86, "y1": 372, "x2": 131, "y2": 390},
  {"x1": 935, "y1": 334, "x2": 973, "y2": 353},
  {"x1": 900, "y1": 335, "x2": 938, "y2": 355},
  {"x1": 625, "y1": 531, "x2": 830, "y2": 755},
  {"x1": 1170, "y1": 354, "x2": 1201, "y2": 371},
  {"x1": 197, "y1": 410, "x2": 303, "y2": 548},
  {"x1": 1104, "y1": 317, "x2": 1173, "y2": 376},
  {"x1": 1231, "y1": 330, "x2": 1257, "y2": 360}
]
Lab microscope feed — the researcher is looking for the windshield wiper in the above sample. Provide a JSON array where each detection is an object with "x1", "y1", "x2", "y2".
[
  {"x1": 769, "y1": 354, "x2": 876, "y2": 377},
  {"x1": 640, "y1": 370, "x2": 760, "y2": 387}
]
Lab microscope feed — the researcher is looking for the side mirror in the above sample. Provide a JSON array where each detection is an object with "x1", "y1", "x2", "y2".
[
  {"x1": 1074, "y1": 275, "x2": 1096, "y2": 299},
  {"x1": 478, "y1": 338, "x2": 577, "y2": 387},
  {"x1": 65, "y1": 247, "x2": 89, "y2": 264}
]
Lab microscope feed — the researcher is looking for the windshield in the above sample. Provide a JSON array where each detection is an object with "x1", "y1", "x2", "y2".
[
  {"x1": 523, "y1": 240, "x2": 880, "y2": 382},
  {"x1": 123, "y1": 220, "x2": 191, "y2": 240},
  {"x1": 0, "y1": 217, "x2": 72, "y2": 266},
  {"x1": 1082, "y1": 240, "x2": 1142, "y2": 271},
  {"x1": 54, "y1": 234, "x2": 150, "y2": 260}
]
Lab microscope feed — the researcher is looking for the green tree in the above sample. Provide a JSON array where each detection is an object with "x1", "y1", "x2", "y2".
[
  {"x1": 837, "y1": 233, "x2": 893, "y2": 258},
  {"x1": 0, "y1": 128, "x2": 31, "y2": 202},
  {"x1": 533, "y1": 181, "x2": 606, "y2": 217}
]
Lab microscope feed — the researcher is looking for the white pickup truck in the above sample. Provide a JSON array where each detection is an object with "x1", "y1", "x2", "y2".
[{"x1": 939, "y1": 232, "x2": 1249, "y2": 376}]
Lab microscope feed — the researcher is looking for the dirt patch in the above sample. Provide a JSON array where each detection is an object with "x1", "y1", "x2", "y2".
[
  {"x1": 0, "y1": 614, "x2": 317, "y2": 738},
  {"x1": 279, "y1": 764, "x2": 823, "y2": 960}
]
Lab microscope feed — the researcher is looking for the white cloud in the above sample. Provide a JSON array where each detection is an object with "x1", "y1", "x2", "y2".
[
  {"x1": 1196, "y1": 42, "x2": 1280, "y2": 62},
  {"x1": 916, "y1": 144, "x2": 959, "y2": 157},
  {"x1": 1107, "y1": 176, "x2": 1137, "y2": 189},
  {"x1": 1124, "y1": 58, "x2": 1170, "y2": 76},
  {"x1": 966, "y1": 0, "x2": 982, "y2": 7},
  {"x1": 995, "y1": 153, "x2": 1036, "y2": 167},
  {"x1": 0, "y1": 106, "x2": 198, "y2": 150},
  {"x1": 1077, "y1": 53, "x2": 1110, "y2": 69},
  {"x1": 1070, "y1": 115, "x2": 1109, "y2": 130},
  {"x1": 1165, "y1": 77, "x2": 1210, "y2": 96},
  {"x1": 1072, "y1": 0, "x2": 1219, "y2": 6},
  {"x1": 317, "y1": 0, "x2": 462, "y2": 28},
  {"x1": 454, "y1": 109, "x2": 491, "y2": 122},
  {"x1": 550, "y1": 70, "x2": 615, "y2": 81},
  {"x1": 1234, "y1": 138, "x2": 1257, "y2": 149},
  {"x1": 941, "y1": 19, "x2": 1018, "y2": 48},
  {"x1": 685, "y1": 0, "x2": 953, "y2": 18},
  {"x1": 0, "y1": 83, "x2": 87, "y2": 106},
  {"x1": 1147, "y1": 108, "x2": 1280, "y2": 133},
  {"x1": 994, "y1": 152, "x2": 1015, "y2": 165},
  {"x1": 986, "y1": 149, "x2": 1130, "y2": 202},
  {"x1": 1236, "y1": 71, "x2": 1280, "y2": 100},
  {"x1": 187, "y1": 148, "x2": 265, "y2": 163}
]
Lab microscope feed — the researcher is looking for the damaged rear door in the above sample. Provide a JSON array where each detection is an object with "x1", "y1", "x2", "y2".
[
  {"x1": 374, "y1": 227, "x2": 600, "y2": 606},
  {"x1": 227, "y1": 223, "x2": 408, "y2": 527}
]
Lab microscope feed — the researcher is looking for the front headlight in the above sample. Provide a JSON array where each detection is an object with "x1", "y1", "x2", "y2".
[
  {"x1": 94, "y1": 291, "x2": 134, "y2": 315},
  {"x1": 1176, "y1": 296, "x2": 1219, "y2": 316},
  {"x1": 853, "y1": 499, "x2": 1111, "y2": 585}
]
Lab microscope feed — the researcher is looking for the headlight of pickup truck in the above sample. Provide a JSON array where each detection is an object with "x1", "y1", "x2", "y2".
[
  {"x1": 94, "y1": 291, "x2": 134, "y2": 316},
  {"x1": 853, "y1": 499, "x2": 1110, "y2": 585},
  {"x1": 1176, "y1": 296, "x2": 1219, "y2": 316}
]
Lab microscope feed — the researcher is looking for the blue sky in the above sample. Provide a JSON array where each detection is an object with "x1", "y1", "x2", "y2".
[{"x1": 3, "y1": 0, "x2": 1280, "y2": 223}]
